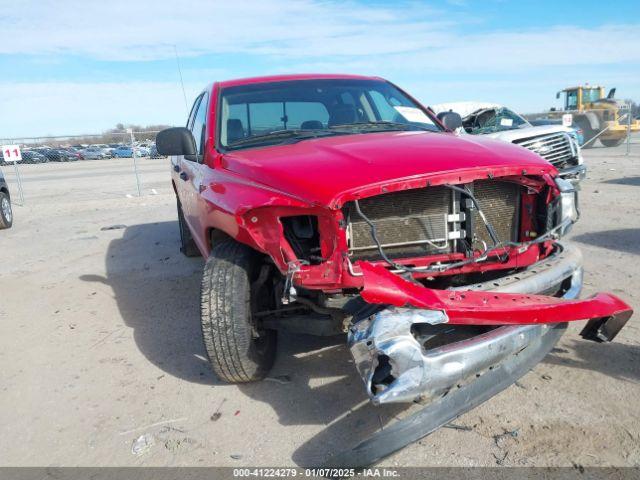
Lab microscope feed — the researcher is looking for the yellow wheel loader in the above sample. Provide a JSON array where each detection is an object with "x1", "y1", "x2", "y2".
[{"x1": 554, "y1": 86, "x2": 639, "y2": 148}]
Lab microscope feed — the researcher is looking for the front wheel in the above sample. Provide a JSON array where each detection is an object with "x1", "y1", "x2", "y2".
[
  {"x1": 0, "y1": 192, "x2": 13, "y2": 229},
  {"x1": 601, "y1": 138, "x2": 625, "y2": 147},
  {"x1": 200, "y1": 239, "x2": 277, "y2": 383}
]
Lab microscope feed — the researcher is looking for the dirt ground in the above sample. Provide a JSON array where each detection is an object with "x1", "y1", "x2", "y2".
[{"x1": 1, "y1": 137, "x2": 639, "y2": 468}]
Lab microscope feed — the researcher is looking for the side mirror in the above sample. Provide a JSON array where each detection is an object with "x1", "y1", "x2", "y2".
[
  {"x1": 437, "y1": 111, "x2": 463, "y2": 131},
  {"x1": 556, "y1": 91, "x2": 561, "y2": 99},
  {"x1": 156, "y1": 127, "x2": 197, "y2": 156}
]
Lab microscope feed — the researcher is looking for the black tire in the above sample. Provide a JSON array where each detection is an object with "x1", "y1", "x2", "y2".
[
  {"x1": 601, "y1": 138, "x2": 625, "y2": 147},
  {"x1": 200, "y1": 239, "x2": 277, "y2": 383},
  {"x1": 0, "y1": 191, "x2": 13, "y2": 229},
  {"x1": 177, "y1": 200, "x2": 200, "y2": 257}
]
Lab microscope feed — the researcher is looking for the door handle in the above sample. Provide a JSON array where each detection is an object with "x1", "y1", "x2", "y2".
[
  {"x1": 173, "y1": 164, "x2": 180, "y2": 172},
  {"x1": 179, "y1": 172, "x2": 189, "y2": 181}
]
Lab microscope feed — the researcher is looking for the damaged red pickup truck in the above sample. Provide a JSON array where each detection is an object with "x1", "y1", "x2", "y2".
[{"x1": 157, "y1": 74, "x2": 632, "y2": 465}]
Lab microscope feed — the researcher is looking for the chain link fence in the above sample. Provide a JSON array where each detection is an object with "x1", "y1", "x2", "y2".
[{"x1": 0, "y1": 130, "x2": 171, "y2": 204}]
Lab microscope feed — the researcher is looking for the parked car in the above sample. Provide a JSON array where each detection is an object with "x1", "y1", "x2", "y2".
[
  {"x1": 112, "y1": 146, "x2": 134, "y2": 158},
  {"x1": 62, "y1": 148, "x2": 79, "y2": 161},
  {"x1": 21, "y1": 151, "x2": 49, "y2": 164},
  {"x1": 33, "y1": 148, "x2": 75, "y2": 162},
  {"x1": 60, "y1": 147, "x2": 84, "y2": 160},
  {"x1": 529, "y1": 118, "x2": 585, "y2": 146},
  {"x1": 0, "y1": 168, "x2": 12, "y2": 229},
  {"x1": 431, "y1": 102, "x2": 586, "y2": 185},
  {"x1": 93, "y1": 144, "x2": 115, "y2": 157},
  {"x1": 156, "y1": 75, "x2": 631, "y2": 465},
  {"x1": 81, "y1": 147, "x2": 107, "y2": 160},
  {"x1": 149, "y1": 144, "x2": 164, "y2": 158},
  {"x1": 140, "y1": 147, "x2": 150, "y2": 156}
]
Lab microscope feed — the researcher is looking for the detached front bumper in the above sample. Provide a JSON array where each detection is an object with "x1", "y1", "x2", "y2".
[{"x1": 349, "y1": 242, "x2": 632, "y2": 404}]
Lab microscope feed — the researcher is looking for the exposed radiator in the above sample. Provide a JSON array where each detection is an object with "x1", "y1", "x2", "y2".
[
  {"x1": 344, "y1": 181, "x2": 521, "y2": 261},
  {"x1": 344, "y1": 187, "x2": 452, "y2": 260},
  {"x1": 471, "y1": 180, "x2": 521, "y2": 250}
]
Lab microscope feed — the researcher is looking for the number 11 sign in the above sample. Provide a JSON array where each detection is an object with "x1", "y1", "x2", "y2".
[
  {"x1": 2, "y1": 144, "x2": 25, "y2": 204},
  {"x1": 2, "y1": 145, "x2": 23, "y2": 163}
]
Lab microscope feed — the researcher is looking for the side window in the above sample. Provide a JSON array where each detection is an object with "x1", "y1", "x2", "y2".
[
  {"x1": 190, "y1": 93, "x2": 209, "y2": 157},
  {"x1": 187, "y1": 94, "x2": 203, "y2": 129},
  {"x1": 566, "y1": 91, "x2": 577, "y2": 110}
]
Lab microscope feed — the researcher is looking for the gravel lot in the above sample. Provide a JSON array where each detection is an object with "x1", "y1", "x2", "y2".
[{"x1": 1, "y1": 138, "x2": 639, "y2": 468}]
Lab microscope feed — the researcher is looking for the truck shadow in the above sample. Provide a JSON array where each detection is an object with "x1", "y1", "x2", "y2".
[
  {"x1": 79, "y1": 221, "x2": 216, "y2": 384},
  {"x1": 81, "y1": 221, "x2": 413, "y2": 465},
  {"x1": 602, "y1": 176, "x2": 640, "y2": 187},
  {"x1": 545, "y1": 338, "x2": 640, "y2": 383},
  {"x1": 572, "y1": 228, "x2": 640, "y2": 255},
  {"x1": 238, "y1": 332, "x2": 410, "y2": 466}
]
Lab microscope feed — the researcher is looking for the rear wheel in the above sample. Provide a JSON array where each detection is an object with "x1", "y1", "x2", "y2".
[
  {"x1": 200, "y1": 239, "x2": 277, "y2": 383},
  {"x1": 0, "y1": 192, "x2": 13, "y2": 229},
  {"x1": 177, "y1": 200, "x2": 200, "y2": 257},
  {"x1": 601, "y1": 138, "x2": 625, "y2": 147}
]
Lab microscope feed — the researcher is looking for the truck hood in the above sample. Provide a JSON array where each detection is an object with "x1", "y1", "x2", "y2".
[{"x1": 222, "y1": 131, "x2": 555, "y2": 208}]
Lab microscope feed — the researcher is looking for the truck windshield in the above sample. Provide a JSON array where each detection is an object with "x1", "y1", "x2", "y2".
[
  {"x1": 218, "y1": 79, "x2": 441, "y2": 150},
  {"x1": 462, "y1": 107, "x2": 529, "y2": 134}
]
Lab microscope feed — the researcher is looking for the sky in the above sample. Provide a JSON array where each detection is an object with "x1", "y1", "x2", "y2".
[{"x1": 0, "y1": 0, "x2": 639, "y2": 138}]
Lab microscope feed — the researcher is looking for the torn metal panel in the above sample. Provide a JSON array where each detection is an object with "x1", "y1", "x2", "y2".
[{"x1": 357, "y1": 261, "x2": 632, "y2": 326}]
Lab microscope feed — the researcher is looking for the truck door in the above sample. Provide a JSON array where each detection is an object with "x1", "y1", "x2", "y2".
[
  {"x1": 178, "y1": 92, "x2": 209, "y2": 252},
  {"x1": 174, "y1": 94, "x2": 202, "y2": 212}
]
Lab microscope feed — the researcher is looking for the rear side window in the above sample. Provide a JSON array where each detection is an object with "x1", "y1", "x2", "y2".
[
  {"x1": 249, "y1": 102, "x2": 283, "y2": 134},
  {"x1": 286, "y1": 102, "x2": 329, "y2": 128},
  {"x1": 190, "y1": 93, "x2": 209, "y2": 156},
  {"x1": 228, "y1": 103, "x2": 248, "y2": 135},
  {"x1": 222, "y1": 101, "x2": 329, "y2": 138}
]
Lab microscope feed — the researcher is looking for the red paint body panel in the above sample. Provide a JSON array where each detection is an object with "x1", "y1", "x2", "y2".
[
  {"x1": 222, "y1": 131, "x2": 555, "y2": 208},
  {"x1": 358, "y1": 262, "x2": 633, "y2": 325}
]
